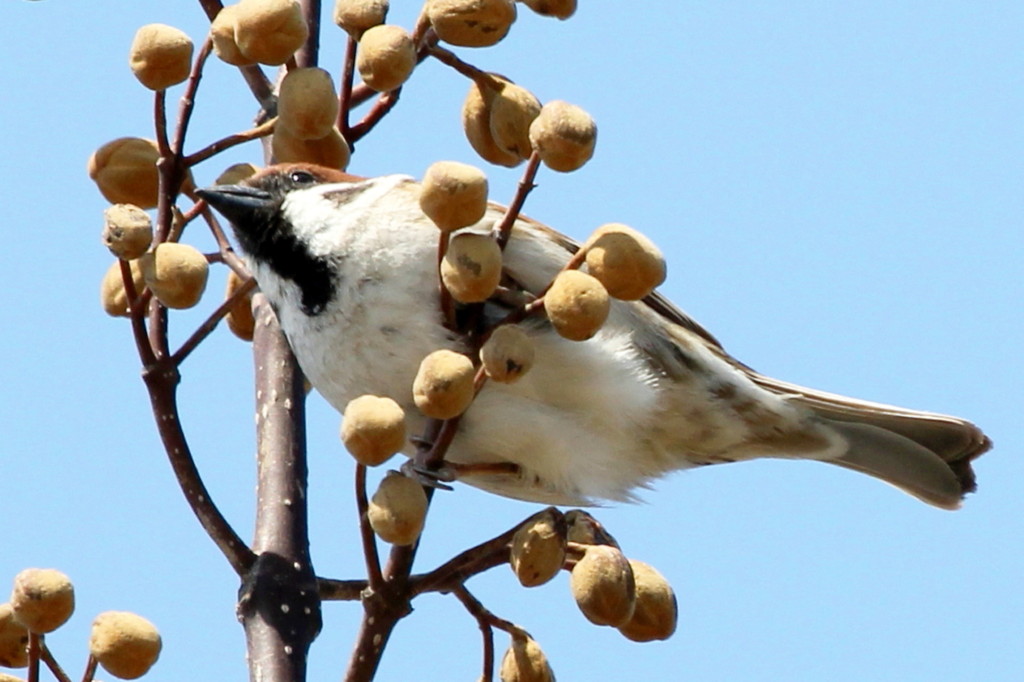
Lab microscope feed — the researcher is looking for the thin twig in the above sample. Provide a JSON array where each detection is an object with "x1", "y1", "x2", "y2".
[
  {"x1": 26, "y1": 632, "x2": 39, "y2": 682},
  {"x1": 39, "y1": 643, "x2": 73, "y2": 682},
  {"x1": 171, "y1": 37, "x2": 213, "y2": 158},
  {"x1": 453, "y1": 585, "x2": 496, "y2": 682},
  {"x1": 120, "y1": 259, "x2": 157, "y2": 367},
  {"x1": 170, "y1": 276, "x2": 256, "y2": 365},
  {"x1": 318, "y1": 577, "x2": 368, "y2": 601},
  {"x1": 495, "y1": 151, "x2": 542, "y2": 249},
  {"x1": 183, "y1": 117, "x2": 276, "y2": 167},
  {"x1": 355, "y1": 464, "x2": 385, "y2": 591},
  {"x1": 337, "y1": 35, "x2": 357, "y2": 138},
  {"x1": 427, "y1": 44, "x2": 495, "y2": 85},
  {"x1": 409, "y1": 521, "x2": 519, "y2": 597},
  {"x1": 348, "y1": 89, "x2": 402, "y2": 142},
  {"x1": 79, "y1": 654, "x2": 98, "y2": 682}
]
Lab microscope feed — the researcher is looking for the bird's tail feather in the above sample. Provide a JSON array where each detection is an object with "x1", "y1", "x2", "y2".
[{"x1": 750, "y1": 372, "x2": 991, "y2": 509}]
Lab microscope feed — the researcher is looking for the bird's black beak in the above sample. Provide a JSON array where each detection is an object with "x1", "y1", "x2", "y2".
[{"x1": 196, "y1": 185, "x2": 275, "y2": 228}]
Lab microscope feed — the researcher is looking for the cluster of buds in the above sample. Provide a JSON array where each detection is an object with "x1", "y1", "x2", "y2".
[{"x1": 1, "y1": 569, "x2": 160, "y2": 680}]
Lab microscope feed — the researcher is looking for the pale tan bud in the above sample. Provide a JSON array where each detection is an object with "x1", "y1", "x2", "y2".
[
  {"x1": 544, "y1": 270, "x2": 609, "y2": 341},
  {"x1": 102, "y1": 204, "x2": 153, "y2": 261},
  {"x1": 419, "y1": 161, "x2": 489, "y2": 232},
  {"x1": 128, "y1": 24, "x2": 193, "y2": 91},
  {"x1": 569, "y1": 545, "x2": 636, "y2": 626},
  {"x1": 278, "y1": 68, "x2": 340, "y2": 140},
  {"x1": 0, "y1": 604, "x2": 28, "y2": 668},
  {"x1": 583, "y1": 223, "x2": 665, "y2": 301},
  {"x1": 9, "y1": 569, "x2": 74, "y2": 634},
  {"x1": 519, "y1": 0, "x2": 575, "y2": 19},
  {"x1": 272, "y1": 126, "x2": 351, "y2": 170},
  {"x1": 528, "y1": 100, "x2": 597, "y2": 172},
  {"x1": 87, "y1": 138, "x2": 160, "y2": 209},
  {"x1": 564, "y1": 509, "x2": 620, "y2": 548},
  {"x1": 427, "y1": 0, "x2": 516, "y2": 48},
  {"x1": 333, "y1": 0, "x2": 389, "y2": 38},
  {"x1": 89, "y1": 611, "x2": 162, "y2": 680},
  {"x1": 210, "y1": 5, "x2": 255, "y2": 66},
  {"x1": 234, "y1": 0, "x2": 309, "y2": 66},
  {"x1": 499, "y1": 636, "x2": 554, "y2": 682},
  {"x1": 510, "y1": 509, "x2": 566, "y2": 587},
  {"x1": 100, "y1": 259, "x2": 146, "y2": 317},
  {"x1": 462, "y1": 75, "x2": 520, "y2": 167},
  {"x1": 140, "y1": 242, "x2": 210, "y2": 310},
  {"x1": 490, "y1": 82, "x2": 541, "y2": 160},
  {"x1": 341, "y1": 395, "x2": 407, "y2": 466},
  {"x1": 215, "y1": 162, "x2": 260, "y2": 186},
  {"x1": 367, "y1": 471, "x2": 428, "y2": 545},
  {"x1": 0, "y1": 674, "x2": 25, "y2": 682},
  {"x1": 617, "y1": 560, "x2": 678, "y2": 642},
  {"x1": 480, "y1": 325, "x2": 534, "y2": 383},
  {"x1": 441, "y1": 233, "x2": 502, "y2": 303},
  {"x1": 225, "y1": 270, "x2": 256, "y2": 341},
  {"x1": 413, "y1": 349, "x2": 476, "y2": 419},
  {"x1": 356, "y1": 24, "x2": 416, "y2": 92}
]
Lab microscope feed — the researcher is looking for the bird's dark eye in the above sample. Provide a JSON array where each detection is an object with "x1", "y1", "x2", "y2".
[{"x1": 289, "y1": 170, "x2": 316, "y2": 185}]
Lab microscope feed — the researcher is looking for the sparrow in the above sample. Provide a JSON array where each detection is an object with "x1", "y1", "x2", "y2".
[{"x1": 198, "y1": 163, "x2": 990, "y2": 509}]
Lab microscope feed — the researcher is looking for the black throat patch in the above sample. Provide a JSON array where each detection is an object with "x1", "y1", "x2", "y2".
[{"x1": 231, "y1": 176, "x2": 336, "y2": 316}]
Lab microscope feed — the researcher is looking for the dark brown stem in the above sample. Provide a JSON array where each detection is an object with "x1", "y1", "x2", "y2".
[
  {"x1": 142, "y1": 357, "x2": 255, "y2": 574},
  {"x1": 337, "y1": 36, "x2": 357, "y2": 138},
  {"x1": 348, "y1": 89, "x2": 402, "y2": 142},
  {"x1": 26, "y1": 632, "x2": 39, "y2": 682},
  {"x1": 184, "y1": 118, "x2": 276, "y2": 167},
  {"x1": 171, "y1": 276, "x2": 256, "y2": 365},
  {"x1": 453, "y1": 586, "x2": 496, "y2": 682},
  {"x1": 409, "y1": 521, "x2": 517, "y2": 597},
  {"x1": 437, "y1": 234, "x2": 456, "y2": 329},
  {"x1": 427, "y1": 44, "x2": 495, "y2": 85},
  {"x1": 355, "y1": 464, "x2": 384, "y2": 591},
  {"x1": 172, "y1": 37, "x2": 213, "y2": 158},
  {"x1": 318, "y1": 577, "x2": 368, "y2": 601},
  {"x1": 295, "y1": 0, "x2": 321, "y2": 68},
  {"x1": 239, "y1": 295, "x2": 322, "y2": 682},
  {"x1": 495, "y1": 151, "x2": 542, "y2": 249},
  {"x1": 120, "y1": 259, "x2": 157, "y2": 367},
  {"x1": 39, "y1": 643, "x2": 73, "y2": 682},
  {"x1": 80, "y1": 655, "x2": 98, "y2": 682}
]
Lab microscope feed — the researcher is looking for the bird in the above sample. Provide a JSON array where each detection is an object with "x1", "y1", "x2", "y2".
[{"x1": 197, "y1": 163, "x2": 990, "y2": 510}]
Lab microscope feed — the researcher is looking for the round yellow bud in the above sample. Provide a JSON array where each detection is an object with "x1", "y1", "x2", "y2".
[
  {"x1": 617, "y1": 560, "x2": 677, "y2": 642},
  {"x1": 520, "y1": 0, "x2": 575, "y2": 19},
  {"x1": 441, "y1": 233, "x2": 502, "y2": 303},
  {"x1": 215, "y1": 162, "x2": 260, "y2": 186},
  {"x1": 341, "y1": 395, "x2": 407, "y2": 466},
  {"x1": 356, "y1": 24, "x2": 415, "y2": 92},
  {"x1": 510, "y1": 509, "x2": 566, "y2": 587},
  {"x1": 100, "y1": 259, "x2": 146, "y2": 317},
  {"x1": 419, "y1": 161, "x2": 489, "y2": 232},
  {"x1": 225, "y1": 270, "x2": 255, "y2": 341},
  {"x1": 140, "y1": 243, "x2": 210, "y2": 310},
  {"x1": 87, "y1": 138, "x2": 160, "y2": 209},
  {"x1": 128, "y1": 24, "x2": 193, "y2": 91},
  {"x1": 0, "y1": 604, "x2": 28, "y2": 668},
  {"x1": 278, "y1": 68, "x2": 339, "y2": 140},
  {"x1": 234, "y1": 0, "x2": 309, "y2": 66},
  {"x1": 569, "y1": 545, "x2": 636, "y2": 627},
  {"x1": 528, "y1": 100, "x2": 597, "y2": 172},
  {"x1": 543, "y1": 270, "x2": 609, "y2": 341},
  {"x1": 489, "y1": 82, "x2": 541, "y2": 160},
  {"x1": 462, "y1": 75, "x2": 520, "y2": 167},
  {"x1": 412, "y1": 349, "x2": 476, "y2": 419},
  {"x1": 102, "y1": 204, "x2": 153, "y2": 261},
  {"x1": 89, "y1": 611, "x2": 162, "y2": 680},
  {"x1": 480, "y1": 325, "x2": 534, "y2": 383},
  {"x1": 367, "y1": 471, "x2": 428, "y2": 545},
  {"x1": 333, "y1": 0, "x2": 388, "y2": 38},
  {"x1": 499, "y1": 636, "x2": 554, "y2": 682},
  {"x1": 9, "y1": 569, "x2": 74, "y2": 634},
  {"x1": 583, "y1": 224, "x2": 666, "y2": 300},
  {"x1": 211, "y1": 5, "x2": 255, "y2": 66},
  {"x1": 427, "y1": 0, "x2": 516, "y2": 48},
  {"x1": 272, "y1": 126, "x2": 351, "y2": 169}
]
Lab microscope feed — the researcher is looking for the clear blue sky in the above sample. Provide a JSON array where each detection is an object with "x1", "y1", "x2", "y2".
[{"x1": 2, "y1": 2, "x2": 1021, "y2": 681}]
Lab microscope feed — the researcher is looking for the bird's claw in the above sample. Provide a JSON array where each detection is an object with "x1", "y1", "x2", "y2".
[{"x1": 400, "y1": 459, "x2": 456, "y2": 491}]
